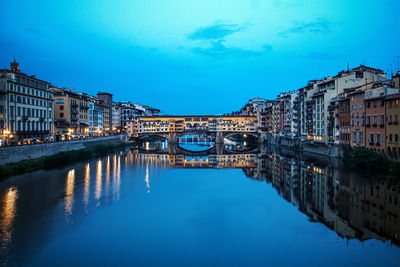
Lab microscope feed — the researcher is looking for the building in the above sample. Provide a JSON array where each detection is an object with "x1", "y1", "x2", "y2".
[
  {"x1": 385, "y1": 93, "x2": 400, "y2": 160},
  {"x1": 53, "y1": 87, "x2": 90, "y2": 140},
  {"x1": 89, "y1": 97, "x2": 104, "y2": 136},
  {"x1": 349, "y1": 90, "x2": 366, "y2": 147},
  {"x1": 0, "y1": 59, "x2": 54, "y2": 145},
  {"x1": 365, "y1": 86, "x2": 399, "y2": 152},
  {"x1": 112, "y1": 103, "x2": 121, "y2": 133},
  {"x1": 337, "y1": 96, "x2": 351, "y2": 145},
  {"x1": 97, "y1": 92, "x2": 113, "y2": 133},
  {"x1": 298, "y1": 65, "x2": 386, "y2": 144}
]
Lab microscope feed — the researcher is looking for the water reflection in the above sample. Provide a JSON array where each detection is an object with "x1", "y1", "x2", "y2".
[
  {"x1": 65, "y1": 169, "x2": 75, "y2": 217},
  {"x1": 0, "y1": 143, "x2": 399, "y2": 265},
  {"x1": 1, "y1": 187, "x2": 18, "y2": 252},
  {"x1": 83, "y1": 163, "x2": 90, "y2": 210}
]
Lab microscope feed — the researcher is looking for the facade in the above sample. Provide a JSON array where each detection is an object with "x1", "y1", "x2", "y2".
[
  {"x1": 89, "y1": 97, "x2": 104, "y2": 136},
  {"x1": 119, "y1": 102, "x2": 142, "y2": 130},
  {"x1": 0, "y1": 59, "x2": 54, "y2": 145},
  {"x1": 294, "y1": 66, "x2": 386, "y2": 144},
  {"x1": 349, "y1": 90, "x2": 366, "y2": 147},
  {"x1": 385, "y1": 93, "x2": 400, "y2": 160},
  {"x1": 97, "y1": 92, "x2": 113, "y2": 133},
  {"x1": 112, "y1": 103, "x2": 121, "y2": 133},
  {"x1": 53, "y1": 87, "x2": 89, "y2": 140},
  {"x1": 337, "y1": 96, "x2": 351, "y2": 146},
  {"x1": 365, "y1": 86, "x2": 399, "y2": 151}
]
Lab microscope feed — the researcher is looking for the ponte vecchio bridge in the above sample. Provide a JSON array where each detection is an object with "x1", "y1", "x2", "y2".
[{"x1": 127, "y1": 115, "x2": 258, "y2": 144}]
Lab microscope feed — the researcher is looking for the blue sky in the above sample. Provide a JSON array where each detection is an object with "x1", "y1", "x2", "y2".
[{"x1": 1, "y1": 0, "x2": 399, "y2": 114}]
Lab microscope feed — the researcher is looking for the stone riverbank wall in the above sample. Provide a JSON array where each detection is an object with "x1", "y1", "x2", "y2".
[{"x1": 0, "y1": 136, "x2": 122, "y2": 165}]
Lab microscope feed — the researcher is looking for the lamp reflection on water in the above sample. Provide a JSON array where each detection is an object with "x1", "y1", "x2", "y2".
[
  {"x1": 1, "y1": 187, "x2": 18, "y2": 248},
  {"x1": 65, "y1": 169, "x2": 75, "y2": 217},
  {"x1": 83, "y1": 163, "x2": 90, "y2": 210},
  {"x1": 95, "y1": 160, "x2": 102, "y2": 206},
  {"x1": 145, "y1": 162, "x2": 150, "y2": 194},
  {"x1": 105, "y1": 156, "x2": 110, "y2": 199}
]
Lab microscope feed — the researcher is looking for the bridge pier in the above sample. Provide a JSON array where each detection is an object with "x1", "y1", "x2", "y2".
[
  {"x1": 168, "y1": 132, "x2": 177, "y2": 144},
  {"x1": 215, "y1": 131, "x2": 224, "y2": 144}
]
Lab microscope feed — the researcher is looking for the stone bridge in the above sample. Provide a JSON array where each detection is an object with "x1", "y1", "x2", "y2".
[{"x1": 128, "y1": 115, "x2": 259, "y2": 144}]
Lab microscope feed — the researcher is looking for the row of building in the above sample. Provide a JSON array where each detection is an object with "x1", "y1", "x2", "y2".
[
  {"x1": 240, "y1": 65, "x2": 400, "y2": 160},
  {"x1": 0, "y1": 59, "x2": 160, "y2": 145}
]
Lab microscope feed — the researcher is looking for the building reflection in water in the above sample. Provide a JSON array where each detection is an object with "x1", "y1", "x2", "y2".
[
  {"x1": 0, "y1": 187, "x2": 18, "y2": 251},
  {"x1": 1, "y1": 143, "x2": 398, "y2": 262},
  {"x1": 250, "y1": 148, "x2": 400, "y2": 246},
  {"x1": 65, "y1": 169, "x2": 75, "y2": 217}
]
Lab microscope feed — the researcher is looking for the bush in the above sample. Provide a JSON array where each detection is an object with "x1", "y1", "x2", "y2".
[{"x1": 345, "y1": 147, "x2": 400, "y2": 179}]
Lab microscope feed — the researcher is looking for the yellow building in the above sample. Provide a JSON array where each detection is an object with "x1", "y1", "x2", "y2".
[
  {"x1": 385, "y1": 93, "x2": 400, "y2": 160},
  {"x1": 53, "y1": 87, "x2": 89, "y2": 140}
]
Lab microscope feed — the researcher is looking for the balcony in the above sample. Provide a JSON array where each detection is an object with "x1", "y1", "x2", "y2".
[
  {"x1": 379, "y1": 123, "x2": 384, "y2": 128},
  {"x1": 71, "y1": 117, "x2": 78, "y2": 121},
  {"x1": 372, "y1": 123, "x2": 377, "y2": 127},
  {"x1": 71, "y1": 103, "x2": 78, "y2": 108},
  {"x1": 388, "y1": 121, "x2": 393, "y2": 125},
  {"x1": 376, "y1": 142, "x2": 381, "y2": 146},
  {"x1": 395, "y1": 121, "x2": 399, "y2": 125},
  {"x1": 39, "y1": 117, "x2": 45, "y2": 122},
  {"x1": 369, "y1": 141, "x2": 374, "y2": 146},
  {"x1": 71, "y1": 110, "x2": 79, "y2": 114},
  {"x1": 366, "y1": 123, "x2": 370, "y2": 127},
  {"x1": 22, "y1": 115, "x2": 28, "y2": 121}
]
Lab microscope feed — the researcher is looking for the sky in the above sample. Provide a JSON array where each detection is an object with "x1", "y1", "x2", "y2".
[{"x1": 1, "y1": 0, "x2": 400, "y2": 115}]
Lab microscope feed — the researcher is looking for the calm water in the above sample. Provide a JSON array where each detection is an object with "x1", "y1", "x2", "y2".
[{"x1": 0, "y1": 142, "x2": 400, "y2": 266}]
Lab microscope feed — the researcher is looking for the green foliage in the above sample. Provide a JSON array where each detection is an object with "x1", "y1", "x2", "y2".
[
  {"x1": 0, "y1": 141, "x2": 134, "y2": 180},
  {"x1": 345, "y1": 147, "x2": 400, "y2": 178}
]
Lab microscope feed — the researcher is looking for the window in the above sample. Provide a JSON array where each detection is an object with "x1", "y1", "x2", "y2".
[
  {"x1": 359, "y1": 132, "x2": 363, "y2": 143},
  {"x1": 367, "y1": 116, "x2": 370, "y2": 125},
  {"x1": 367, "y1": 102, "x2": 370, "y2": 108},
  {"x1": 352, "y1": 132, "x2": 357, "y2": 143},
  {"x1": 370, "y1": 134, "x2": 374, "y2": 143},
  {"x1": 60, "y1": 105, "x2": 64, "y2": 110},
  {"x1": 60, "y1": 113, "x2": 64, "y2": 118},
  {"x1": 390, "y1": 134, "x2": 393, "y2": 142},
  {"x1": 381, "y1": 100, "x2": 384, "y2": 107},
  {"x1": 374, "y1": 116, "x2": 378, "y2": 124},
  {"x1": 374, "y1": 101, "x2": 377, "y2": 108},
  {"x1": 377, "y1": 134, "x2": 381, "y2": 144},
  {"x1": 56, "y1": 98, "x2": 64, "y2": 104},
  {"x1": 0, "y1": 105, "x2": 4, "y2": 113},
  {"x1": 380, "y1": 115, "x2": 384, "y2": 125},
  {"x1": 396, "y1": 134, "x2": 399, "y2": 143}
]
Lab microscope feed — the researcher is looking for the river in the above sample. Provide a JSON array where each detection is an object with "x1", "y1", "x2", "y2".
[{"x1": 0, "y1": 141, "x2": 399, "y2": 266}]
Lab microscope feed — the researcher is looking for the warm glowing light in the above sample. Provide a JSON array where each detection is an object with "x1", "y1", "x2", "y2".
[
  {"x1": 65, "y1": 169, "x2": 75, "y2": 216},
  {"x1": 1, "y1": 187, "x2": 18, "y2": 245},
  {"x1": 83, "y1": 163, "x2": 90, "y2": 209},
  {"x1": 145, "y1": 163, "x2": 150, "y2": 194},
  {"x1": 95, "y1": 160, "x2": 102, "y2": 205}
]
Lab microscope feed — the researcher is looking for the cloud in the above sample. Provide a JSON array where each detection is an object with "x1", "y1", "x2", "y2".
[
  {"x1": 279, "y1": 18, "x2": 330, "y2": 37},
  {"x1": 188, "y1": 22, "x2": 244, "y2": 41},
  {"x1": 192, "y1": 40, "x2": 272, "y2": 59}
]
